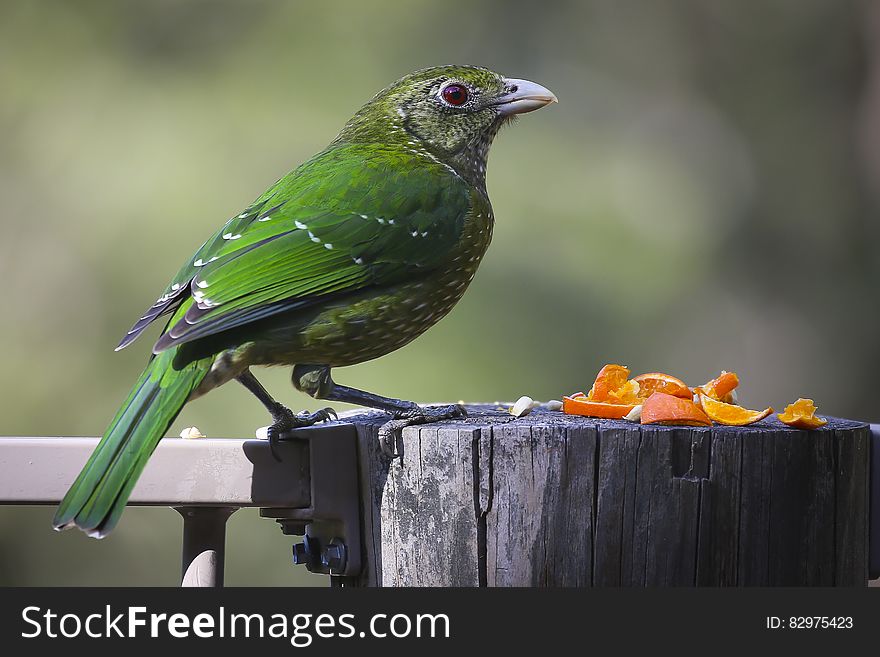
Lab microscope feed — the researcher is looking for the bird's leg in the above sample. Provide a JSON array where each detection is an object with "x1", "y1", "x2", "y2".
[
  {"x1": 236, "y1": 369, "x2": 336, "y2": 460},
  {"x1": 292, "y1": 364, "x2": 466, "y2": 457}
]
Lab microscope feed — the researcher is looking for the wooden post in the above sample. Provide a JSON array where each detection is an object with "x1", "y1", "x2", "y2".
[{"x1": 349, "y1": 406, "x2": 871, "y2": 586}]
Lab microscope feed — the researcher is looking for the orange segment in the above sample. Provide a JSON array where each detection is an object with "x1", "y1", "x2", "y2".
[
  {"x1": 606, "y1": 379, "x2": 642, "y2": 404},
  {"x1": 777, "y1": 398, "x2": 828, "y2": 429},
  {"x1": 632, "y1": 372, "x2": 692, "y2": 399},
  {"x1": 698, "y1": 394, "x2": 772, "y2": 426},
  {"x1": 587, "y1": 364, "x2": 631, "y2": 402},
  {"x1": 694, "y1": 371, "x2": 740, "y2": 403},
  {"x1": 563, "y1": 396, "x2": 636, "y2": 419},
  {"x1": 641, "y1": 392, "x2": 711, "y2": 427}
]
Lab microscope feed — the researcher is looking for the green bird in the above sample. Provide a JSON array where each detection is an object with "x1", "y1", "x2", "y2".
[{"x1": 53, "y1": 65, "x2": 557, "y2": 538}]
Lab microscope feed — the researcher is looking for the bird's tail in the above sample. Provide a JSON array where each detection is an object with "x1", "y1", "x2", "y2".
[{"x1": 53, "y1": 348, "x2": 212, "y2": 538}]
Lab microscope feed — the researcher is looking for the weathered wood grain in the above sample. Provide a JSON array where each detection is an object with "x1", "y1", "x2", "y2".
[
  {"x1": 484, "y1": 422, "x2": 598, "y2": 586},
  {"x1": 354, "y1": 416, "x2": 482, "y2": 586},
  {"x1": 592, "y1": 425, "x2": 639, "y2": 586},
  {"x1": 834, "y1": 426, "x2": 870, "y2": 585},
  {"x1": 350, "y1": 408, "x2": 870, "y2": 587}
]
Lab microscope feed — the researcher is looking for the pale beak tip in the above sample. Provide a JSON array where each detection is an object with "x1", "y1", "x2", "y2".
[{"x1": 497, "y1": 77, "x2": 559, "y2": 115}]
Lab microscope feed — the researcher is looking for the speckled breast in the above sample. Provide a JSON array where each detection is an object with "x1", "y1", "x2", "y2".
[{"x1": 255, "y1": 202, "x2": 494, "y2": 368}]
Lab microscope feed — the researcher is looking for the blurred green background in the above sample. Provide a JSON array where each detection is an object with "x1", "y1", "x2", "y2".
[{"x1": 1, "y1": 0, "x2": 878, "y2": 585}]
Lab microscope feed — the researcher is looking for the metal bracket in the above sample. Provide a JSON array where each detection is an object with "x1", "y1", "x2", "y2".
[{"x1": 260, "y1": 422, "x2": 362, "y2": 579}]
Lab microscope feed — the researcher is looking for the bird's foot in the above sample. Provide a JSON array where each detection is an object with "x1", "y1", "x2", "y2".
[
  {"x1": 256, "y1": 405, "x2": 337, "y2": 461},
  {"x1": 378, "y1": 403, "x2": 468, "y2": 458}
]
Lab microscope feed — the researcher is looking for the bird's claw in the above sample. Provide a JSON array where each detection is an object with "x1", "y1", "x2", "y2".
[
  {"x1": 378, "y1": 404, "x2": 467, "y2": 458},
  {"x1": 259, "y1": 405, "x2": 338, "y2": 461}
]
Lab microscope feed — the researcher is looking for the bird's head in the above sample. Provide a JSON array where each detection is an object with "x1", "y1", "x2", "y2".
[{"x1": 338, "y1": 65, "x2": 557, "y2": 187}]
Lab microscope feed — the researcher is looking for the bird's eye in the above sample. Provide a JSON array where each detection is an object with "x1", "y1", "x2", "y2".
[{"x1": 441, "y1": 83, "x2": 469, "y2": 107}]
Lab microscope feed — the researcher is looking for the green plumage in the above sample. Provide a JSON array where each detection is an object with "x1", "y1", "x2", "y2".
[
  {"x1": 54, "y1": 65, "x2": 555, "y2": 537},
  {"x1": 53, "y1": 350, "x2": 212, "y2": 536}
]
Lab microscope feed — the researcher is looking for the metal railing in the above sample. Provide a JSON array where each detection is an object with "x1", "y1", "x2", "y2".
[{"x1": 0, "y1": 423, "x2": 363, "y2": 586}]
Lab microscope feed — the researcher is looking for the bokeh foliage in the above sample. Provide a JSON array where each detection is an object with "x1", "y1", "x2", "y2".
[{"x1": 1, "y1": 0, "x2": 877, "y2": 585}]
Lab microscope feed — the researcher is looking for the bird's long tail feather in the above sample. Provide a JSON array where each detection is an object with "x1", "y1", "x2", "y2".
[{"x1": 53, "y1": 349, "x2": 212, "y2": 538}]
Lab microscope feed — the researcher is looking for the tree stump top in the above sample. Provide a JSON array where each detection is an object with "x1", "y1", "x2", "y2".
[
  {"x1": 348, "y1": 403, "x2": 867, "y2": 435},
  {"x1": 348, "y1": 404, "x2": 871, "y2": 587}
]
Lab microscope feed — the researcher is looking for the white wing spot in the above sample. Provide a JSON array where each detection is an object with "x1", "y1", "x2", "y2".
[
  {"x1": 193, "y1": 259, "x2": 204, "y2": 267},
  {"x1": 258, "y1": 215, "x2": 272, "y2": 222},
  {"x1": 295, "y1": 221, "x2": 308, "y2": 230},
  {"x1": 196, "y1": 280, "x2": 209, "y2": 289},
  {"x1": 171, "y1": 283, "x2": 181, "y2": 291},
  {"x1": 308, "y1": 232, "x2": 321, "y2": 243},
  {"x1": 421, "y1": 231, "x2": 428, "y2": 237},
  {"x1": 238, "y1": 212, "x2": 248, "y2": 218},
  {"x1": 353, "y1": 257, "x2": 363, "y2": 265},
  {"x1": 208, "y1": 256, "x2": 219, "y2": 263},
  {"x1": 222, "y1": 233, "x2": 241, "y2": 240},
  {"x1": 359, "y1": 214, "x2": 368, "y2": 219},
  {"x1": 324, "y1": 243, "x2": 333, "y2": 249},
  {"x1": 411, "y1": 230, "x2": 418, "y2": 237}
]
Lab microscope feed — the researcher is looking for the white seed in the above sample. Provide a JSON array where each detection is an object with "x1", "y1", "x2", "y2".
[
  {"x1": 544, "y1": 399, "x2": 563, "y2": 412},
  {"x1": 180, "y1": 426, "x2": 206, "y2": 439},
  {"x1": 624, "y1": 405, "x2": 643, "y2": 422},
  {"x1": 510, "y1": 395, "x2": 535, "y2": 418},
  {"x1": 255, "y1": 426, "x2": 269, "y2": 441}
]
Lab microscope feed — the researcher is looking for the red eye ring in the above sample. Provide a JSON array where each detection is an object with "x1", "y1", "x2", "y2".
[{"x1": 441, "y1": 83, "x2": 469, "y2": 107}]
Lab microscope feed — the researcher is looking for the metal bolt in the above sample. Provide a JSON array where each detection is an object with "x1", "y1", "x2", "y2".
[
  {"x1": 292, "y1": 541, "x2": 311, "y2": 565},
  {"x1": 321, "y1": 538, "x2": 347, "y2": 572}
]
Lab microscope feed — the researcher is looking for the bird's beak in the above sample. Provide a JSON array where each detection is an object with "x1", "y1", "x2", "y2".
[{"x1": 493, "y1": 78, "x2": 558, "y2": 116}]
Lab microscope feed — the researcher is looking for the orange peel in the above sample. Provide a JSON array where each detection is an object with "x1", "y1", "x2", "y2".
[
  {"x1": 693, "y1": 371, "x2": 740, "y2": 403},
  {"x1": 641, "y1": 392, "x2": 711, "y2": 427},
  {"x1": 563, "y1": 396, "x2": 636, "y2": 419},
  {"x1": 777, "y1": 398, "x2": 827, "y2": 429},
  {"x1": 698, "y1": 394, "x2": 772, "y2": 426},
  {"x1": 587, "y1": 364, "x2": 632, "y2": 402},
  {"x1": 632, "y1": 372, "x2": 692, "y2": 399}
]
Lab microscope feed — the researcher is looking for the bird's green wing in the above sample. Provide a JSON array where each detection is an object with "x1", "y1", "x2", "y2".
[
  {"x1": 116, "y1": 195, "x2": 287, "y2": 350},
  {"x1": 122, "y1": 143, "x2": 473, "y2": 353}
]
